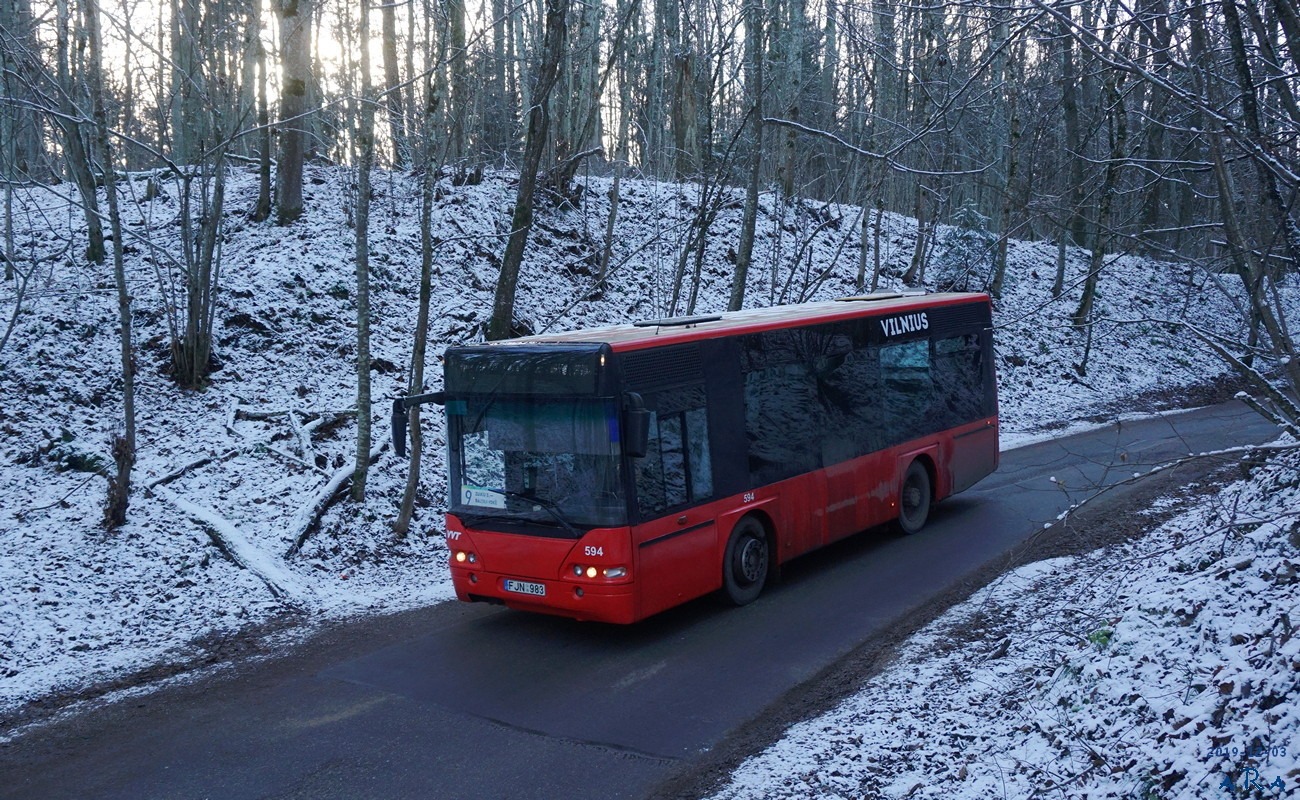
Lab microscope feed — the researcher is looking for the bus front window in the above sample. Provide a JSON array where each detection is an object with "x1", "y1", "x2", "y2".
[{"x1": 450, "y1": 398, "x2": 627, "y2": 532}]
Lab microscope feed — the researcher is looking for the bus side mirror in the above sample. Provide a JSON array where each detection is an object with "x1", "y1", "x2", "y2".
[
  {"x1": 391, "y1": 391, "x2": 446, "y2": 459},
  {"x1": 391, "y1": 398, "x2": 408, "y2": 458},
  {"x1": 623, "y1": 393, "x2": 650, "y2": 459}
]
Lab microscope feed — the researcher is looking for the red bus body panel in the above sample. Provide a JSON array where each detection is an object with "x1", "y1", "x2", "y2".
[{"x1": 447, "y1": 413, "x2": 998, "y2": 624}]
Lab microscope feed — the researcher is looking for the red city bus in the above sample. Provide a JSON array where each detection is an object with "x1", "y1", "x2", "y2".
[{"x1": 393, "y1": 292, "x2": 998, "y2": 623}]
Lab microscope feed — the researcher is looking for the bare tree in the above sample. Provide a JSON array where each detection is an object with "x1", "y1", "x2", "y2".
[
  {"x1": 380, "y1": 0, "x2": 408, "y2": 167},
  {"x1": 84, "y1": 0, "x2": 135, "y2": 527},
  {"x1": 730, "y1": 0, "x2": 766, "y2": 312},
  {"x1": 275, "y1": 0, "x2": 311, "y2": 223},
  {"x1": 486, "y1": 0, "x2": 570, "y2": 341},
  {"x1": 445, "y1": 0, "x2": 469, "y2": 167},
  {"x1": 351, "y1": 0, "x2": 377, "y2": 501},
  {"x1": 395, "y1": 120, "x2": 443, "y2": 535},
  {"x1": 250, "y1": 0, "x2": 273, "y2": 221},
  {"x1": 53, "y1": 0, "x2": 106, "y2": 263}
]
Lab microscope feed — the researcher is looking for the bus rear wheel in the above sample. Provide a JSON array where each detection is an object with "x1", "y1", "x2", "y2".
[
  {"x1": 722, "y1": 516, "x2": 769, "y2": 606},
  {"x1": 897, "y1": 460, "x2": 932, "y2": 535}
]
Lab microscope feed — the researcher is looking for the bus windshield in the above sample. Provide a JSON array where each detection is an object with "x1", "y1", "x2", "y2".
[{"x1": 448, "y1": 396, "x2": 627, "y2": 532}]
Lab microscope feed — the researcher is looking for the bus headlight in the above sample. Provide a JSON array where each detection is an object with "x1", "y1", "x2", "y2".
[
  {"x1": 571, "y1": 564, "x2": 628, "y2": 580},
  {"x1": 454, "y1": 550, "x2": 478, "y2": 565}
]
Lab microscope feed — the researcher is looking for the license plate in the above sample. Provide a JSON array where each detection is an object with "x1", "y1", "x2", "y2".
[{"x1": 503, "y1": 579, "x2": 546, "y2": 597}]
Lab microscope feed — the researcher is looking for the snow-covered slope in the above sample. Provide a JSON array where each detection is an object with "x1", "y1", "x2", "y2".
[
  {"x1": 709, "y1": 446, "x2": 1300, "y2": 800},
  {"x1": 0, "y1": 166, "x2": 1292, "y2": 721}
]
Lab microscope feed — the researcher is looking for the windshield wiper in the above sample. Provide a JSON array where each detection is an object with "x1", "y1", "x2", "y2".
[{"x1": 496, "y1": 489, "x2": 584, "y2": 539}]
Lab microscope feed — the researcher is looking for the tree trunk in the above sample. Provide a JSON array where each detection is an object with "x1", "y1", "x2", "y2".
[
  {"x1": 251, "y1": 0, "x2": 272, "y2": 221},
  {"x1": 672, "y1": 37, "x2": 697, "y2": 177},
  {"x1": 2, "y1": 14, "x2": 14, "y2": 281},
  {"x1": 172, "y1": 164, "x2": 226, "y2": 388},
  {"x1": 85, "y1": 0, "x2": 134, "y2": 527},
  {"x1": 447, "y1": 0, "x2": 468, "y2": 167},
  {"x1": 730, "y1": 0, "x2": 765, "y2": 312},
  {"x1": 871, "y1": 196, "x2": 884, "y2": 292},
  {"x1": 55, "y1": 0, "x2": 105, "y2": 264},
  {"x1": 352, "y1": 0, "x2": 376, "y2": 501},
  {"x1": 1, "y1": 0, "x2": 45, "y2": 183},
  {"x1": 988, "y1": 5, "x2": 1016, "y2": 298},
  {"x1": 485, "y1": 0, "x2": 510, "y2": 157},
  {"x1": 815, "y1": 0, "x2": 838, "y2": 198},
  {"x1": 1058, "y1": 0, "x2": 1087, "y2": 249},
  {"x1": 1052, "y1": 235, "x2": 1067, "y2": 298},
  {"x1": 1220, "y1": 0, "x2": 1300, "y2": 268},
  {"x1": 395, "y1": 147, "x2": 439, "y2": 536},
  {"x1": 1072, "y1": 72, "x2": 1127, "y2": 328},
  {"x1": 381, "y1": 0, "x2": 407, "y2": 168},
  {"x1": 1134, "y1": 0, "x2": 1173, "y2": 252},
  {"x1": 276, "y1": 0, "x2": 311, "y2": 224},
  {"x1": 486, "y1": 0, "x2": 570, "y2": 341},
  {"x1": 989, "y1": 104, "x2": 1020, "y2": 298},
  {"x1": 903, "y1": 184, "x2": 927, "y2": 285},
  {"x1": 777, "y1": 0, "x2": 806, "y2": 199},
  {"x1": 598, "y1": 49, "x2": 632, "y2": 288},
  {"x1": 1271, "y1": 0, "x2": 1300, "y2": 75},
  {"x1": 171, "y1": 0, "x2": 207, "y2": 166}
]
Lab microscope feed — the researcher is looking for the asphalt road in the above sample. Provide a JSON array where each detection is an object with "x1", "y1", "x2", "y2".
[{"x1": 0, "y1": 399, "x2": 1280, "y2": 800}]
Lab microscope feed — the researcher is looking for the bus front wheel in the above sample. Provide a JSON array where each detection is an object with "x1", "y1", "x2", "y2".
[
  {"x1": 897, "y1": 460, "x2": 932, "y2": 535},
  {"x1": 722, "y1": 516, "x2": 769, "y2": 606}
]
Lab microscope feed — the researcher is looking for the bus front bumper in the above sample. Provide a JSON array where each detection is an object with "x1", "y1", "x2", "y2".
[{"x1": 452, "y1": 567, "x2": 639, "y2": 624}]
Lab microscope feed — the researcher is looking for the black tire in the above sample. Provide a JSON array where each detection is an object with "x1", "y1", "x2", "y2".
[
  {"x1": 722, "y1": 516, "x2": 769, "y2": 606},
  {"x1": 897, "y1": 460, "x2": 932, "y2": 535}
]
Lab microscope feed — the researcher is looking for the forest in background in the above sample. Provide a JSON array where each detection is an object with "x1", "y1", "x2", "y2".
[{"x1": 2, "y1": 0, "x2": 1299, "y2": 525}]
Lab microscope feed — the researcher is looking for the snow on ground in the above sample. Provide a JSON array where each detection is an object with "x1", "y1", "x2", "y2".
[
  {"x1": 1, "y1": 165, "x2": 1296, "y2": 726},
  {"x1": 710, "y1": 446, "x2": 1300, "y2": 800}
]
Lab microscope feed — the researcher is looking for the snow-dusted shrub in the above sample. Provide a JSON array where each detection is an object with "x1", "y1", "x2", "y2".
[{"x1": 932, "y1": 203, "x2": 995, "y2": 293}]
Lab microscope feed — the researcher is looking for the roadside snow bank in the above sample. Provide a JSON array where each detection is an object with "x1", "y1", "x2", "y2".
[{"x1": 712, "y1": 445, "x2": 1300, "y2": 800}]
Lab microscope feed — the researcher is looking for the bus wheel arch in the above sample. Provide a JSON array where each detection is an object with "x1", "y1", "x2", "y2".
[
  {"x1": 721, "y1": 513, "x2": 774, "y2": 606},
  {"x1": 896, "y1": 457, "x2": 934, "y2": 535}
]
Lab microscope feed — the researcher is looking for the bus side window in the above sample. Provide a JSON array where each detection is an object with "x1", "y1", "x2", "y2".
[
  {"x1": 933, "y1": 334, "x2": 984, "y2": 425},
  {"x1": 816, "y1": 346, "x2": 882, "y2": 460},
  {"x1": 634, "y1": 387, "x2": 713, "y2": 516},
  {"x1": 742, "y1": 329, "x2": 826, "y2": 485},
  {"x1": 880, "y1": 339, "x2": 932, "y2": 441},
  {"x1": 684, "y1": 406, "x2": 713, "y2": 499}
]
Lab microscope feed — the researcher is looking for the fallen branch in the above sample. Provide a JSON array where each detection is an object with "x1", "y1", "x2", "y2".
[
  {"x1": 224, "y1": 403, "x2": 243, "y2": 440},
  {"x1": 15, "y1": 470, "x2": 105, "y2": 521},
  {"x1": 288, "y1": 409, "x2": 314, "y2": 461},
  {"x1": 153, "y1": 484, "x2": 308, "y2": 603},
  {"x1": 1236, "y1": 392, "x2": 1300, "y2": 440},
  {"x1": 284, "y1": 438, "x2": 388, "y2": 557},
  {"x1": 144, "y1": 448, "x2": 240, "y2": 491},
  {"x1": 267, "y1": 444, "x2": 330, "y2": 478},
  {"x1": 1052, "y1": 440, "x2": 1300, "y2": 527},
  {"x1": 234, "y1": 406, "x2": 355, "y2": 421},
  {"x1": 1187, "y1": 325, "x2": 1300, "y2": 436}
]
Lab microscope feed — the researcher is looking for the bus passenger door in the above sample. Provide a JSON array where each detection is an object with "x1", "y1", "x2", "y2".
[
  {"x1": 630, "y1": 388, "x2": 720, "y2": 618},
  {"x1": 950, "y1": 421, "x2": 998, "y2": 494}
]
